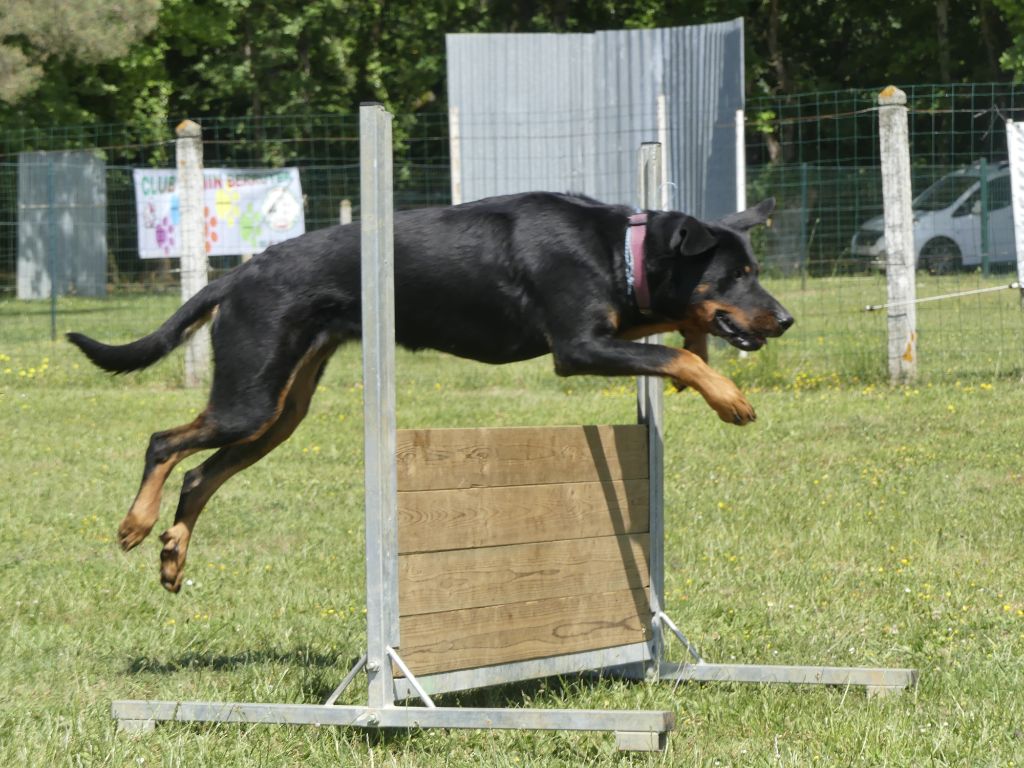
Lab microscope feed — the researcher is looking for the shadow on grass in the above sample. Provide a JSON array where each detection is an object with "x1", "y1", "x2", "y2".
[
  {"x1": 128, "y1": 649, "x2": 607, "y2": 708},
  {"x1": 126, "y1": 649, "x2": 353, "y2": 675}
]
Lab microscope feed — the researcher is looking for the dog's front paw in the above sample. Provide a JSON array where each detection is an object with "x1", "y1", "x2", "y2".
[{"x1": 706, "y1": 382, "x2": 756, "y2": 426}]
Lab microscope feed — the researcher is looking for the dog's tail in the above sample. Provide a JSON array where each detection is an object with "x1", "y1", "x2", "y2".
[{"x1": 67, "y1": 278, "x2": 229, "y2": 374}]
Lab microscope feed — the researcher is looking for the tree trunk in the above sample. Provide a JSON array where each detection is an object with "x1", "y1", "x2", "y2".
[{"x1": 935, "y1": 0, "x2": 951, "y2": 84}]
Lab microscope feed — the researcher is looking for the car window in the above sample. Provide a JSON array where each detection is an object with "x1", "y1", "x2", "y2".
[
  {"x1": 987, "y1": 175, "x2": 1012, "y2": 211},
  {"x1": 913, "y1": 174, "x2": 978, "y2": 211}
]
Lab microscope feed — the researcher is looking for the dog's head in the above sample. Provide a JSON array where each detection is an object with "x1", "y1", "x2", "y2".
[{"x1": 646, "y1": 198, "x2": 793, "y2": 351}]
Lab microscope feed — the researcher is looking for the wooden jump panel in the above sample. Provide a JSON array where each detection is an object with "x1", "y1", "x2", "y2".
[
  {"x1": 394, "y1": 424, "x2": 654, "y2": 679},
  {"x1": 398, "y1": 479, "x2": 649, "y2": 554},
  {"x1": 399, "y1": 533, "x2": 650, "y2": 616},
  {"x1": 397, "y1": 588, "x2": 651, "y2": 677},
  {"x1": 396, "y1": 425, "x2": 648, "y2": 491}
]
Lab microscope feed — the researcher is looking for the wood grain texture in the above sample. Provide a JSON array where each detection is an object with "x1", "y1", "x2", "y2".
[
  {"x1": 399, "y1": 534, "x2": 649, "y2": 616},
  {"x1": 396, "y1": 425, "x2": 648, "y2": 491},
  {"x1": 397, "y1": 479, "x2": 648, "y2": 554},
  {"x1": 396, "y1": 588, "x2": 652, "y2": 677}
]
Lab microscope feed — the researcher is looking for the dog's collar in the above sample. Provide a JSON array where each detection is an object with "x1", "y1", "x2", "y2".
[{"x1": 624, "y1": 212, "x2": 651, "y2": 313}]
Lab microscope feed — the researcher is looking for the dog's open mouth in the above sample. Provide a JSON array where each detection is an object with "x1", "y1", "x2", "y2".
[{"x1": 713, "y1": 310, "x2": 766, "y2": 351}]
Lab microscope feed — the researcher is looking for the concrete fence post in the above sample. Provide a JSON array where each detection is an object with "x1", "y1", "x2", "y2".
[
  {"x1": 175, "y1": 119, "x2": 209, "y2": 388},
  {"x1": 877, "y1": 86, "x2": 917, "y2": 384}
]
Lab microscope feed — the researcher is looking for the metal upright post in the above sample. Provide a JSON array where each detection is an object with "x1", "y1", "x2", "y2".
[
  {"x1": 359, "y1": 103, "x2": 399, "y2": 709},
  {"x1": 636, "y1": 143, "x2": 666, "y2": 679},
  {"x1": 1005, "y1": 119, "x2": 1024, "y2": 308}
]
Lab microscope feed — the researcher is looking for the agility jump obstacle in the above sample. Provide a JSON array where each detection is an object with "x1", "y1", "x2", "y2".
[{"x1": 113, "y1": 104, "x2": 916, "y2": 751}]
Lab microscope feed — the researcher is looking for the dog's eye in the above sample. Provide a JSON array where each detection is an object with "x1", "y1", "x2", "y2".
[{"x1": 733, "y1": 268, "x2": 745, "y2": 280}]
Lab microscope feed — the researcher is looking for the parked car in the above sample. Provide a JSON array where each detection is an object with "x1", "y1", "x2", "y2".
[{"x1": 850, "y1": 161, "x2": 1017, "y2": 272}]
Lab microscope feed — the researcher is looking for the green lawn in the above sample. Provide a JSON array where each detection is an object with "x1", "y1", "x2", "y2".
[{"x1": 1, "y1": 291, "x2": 1023, "y2": 766}]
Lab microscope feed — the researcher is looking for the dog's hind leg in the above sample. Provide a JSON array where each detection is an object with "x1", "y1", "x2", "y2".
[
  {"x1": 156, "y1": 341, "x2": 337, "y2": 592},
  {"x1": 117, "y1": 413, "x2": 223, "y2": 551},
  {"x1": 116, "y1": 342, "x2": 322, "y2": 552}
]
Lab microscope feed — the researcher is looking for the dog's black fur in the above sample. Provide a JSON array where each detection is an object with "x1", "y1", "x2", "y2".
[{"x1": 69, "y1": 191, "x2": 792, "y2": 591}]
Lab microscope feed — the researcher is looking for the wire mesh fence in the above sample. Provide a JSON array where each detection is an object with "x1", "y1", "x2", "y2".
[
  {"x1": 745, "y1": 82, "x2": 1024, "y2": 385},
  {"x1": 2, "y1": 83, "x2": 1023, "y2": 384}
]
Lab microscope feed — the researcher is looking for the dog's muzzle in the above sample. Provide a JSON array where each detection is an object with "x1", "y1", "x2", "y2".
[{"x1": 713, "y1": 309, "x2": 793, "y2": 351}]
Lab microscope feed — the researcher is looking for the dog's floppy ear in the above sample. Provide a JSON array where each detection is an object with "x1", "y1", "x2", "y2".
[
  {"x1": 669, "y1": 215, "x2": 718, "y2": 256},
  {"x1": 718, "y1": 197, "x2": 775, "y2": 231}
]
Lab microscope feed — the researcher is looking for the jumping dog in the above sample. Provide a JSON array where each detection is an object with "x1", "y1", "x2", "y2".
[{"x1": 69, "y1": 192, "x2": 793, "y2": 591}]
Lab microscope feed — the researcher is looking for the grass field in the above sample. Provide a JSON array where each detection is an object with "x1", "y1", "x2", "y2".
[{"x1": 2, "y1": 285, "x2": 1024, "y2": 766}]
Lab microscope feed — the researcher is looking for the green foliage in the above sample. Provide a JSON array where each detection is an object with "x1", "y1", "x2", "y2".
[
  {"x1": 0, "y1": 0, "x2": 160, "y2": 105},
  {"x1": 994, "y1": 0, "x2": 1024, "y2": 79},
  {"x1": 0, "y1": 1, "x2": 1016, "y2": 137}
]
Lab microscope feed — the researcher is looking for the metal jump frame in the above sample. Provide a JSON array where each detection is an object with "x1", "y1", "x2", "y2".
[{"x1": 113, "y1": 104, "x2": 917, "y2": 751}]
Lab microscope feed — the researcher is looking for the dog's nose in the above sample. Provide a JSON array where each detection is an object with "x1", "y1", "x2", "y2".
[{"x1": 775, "y1": 310, "x2": 794, "y2": 331}]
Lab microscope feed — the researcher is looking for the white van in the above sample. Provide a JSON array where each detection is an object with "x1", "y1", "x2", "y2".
[{"x1": 850, "y1": 161, "x2": 1016, "y2": 272}]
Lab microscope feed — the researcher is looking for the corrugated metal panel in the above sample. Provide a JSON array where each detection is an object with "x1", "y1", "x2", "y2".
[
  {"x1": 447, "y1": 20, "x2": 743, "y2": 218},
  {"x1": 17, "y1": 151, "x2": 107, "y2": 299}
]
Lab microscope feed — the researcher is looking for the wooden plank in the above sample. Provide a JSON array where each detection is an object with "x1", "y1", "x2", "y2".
[
  {"x1": 396, "y1": 425, "x2": 648, "y2": 491},
  {"x1": 397, "y1": 588, "x2": 651, "y2": 677},
  {"x1": 399, "y1": 534, "x2": 649, "y2": 616},
  {"x1": 398, "y1": 478, "x2": 649, "y2": 554}
]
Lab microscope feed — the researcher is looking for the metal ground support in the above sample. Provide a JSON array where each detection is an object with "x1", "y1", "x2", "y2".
[
  {"x1": 656, "y1": 607, "x2": 917, "y2": 696},
  {"x1": 111, "y1": 700, "x2": 673, "y2": 748},
  {"x1": 659, "y1": 660, "x2": 917, "y2": 697}
]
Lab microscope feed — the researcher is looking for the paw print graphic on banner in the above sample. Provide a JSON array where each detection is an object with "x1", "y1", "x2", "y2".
[
  {"x1": 214, "y1": 187, "x2": 241, "y2": 227},
  {"x1": 204, "y1": 206, "x2": 220, "y2": 253},
  {"x1": 262, "y1": 185, "x2": 301, "y2": 231},
  {"x1": 239, "y1": 203, "x2": 262, "y2": 249},
  {"x1": 155, "y1": 217, "x2": 175, "y2": 255}
]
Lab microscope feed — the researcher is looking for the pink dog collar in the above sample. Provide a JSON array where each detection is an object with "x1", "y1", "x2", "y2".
[{"x1": 625, "y1": 213, "x2": 650, "y2": 312}]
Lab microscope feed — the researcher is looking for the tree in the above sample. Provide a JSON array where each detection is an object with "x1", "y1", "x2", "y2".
[
  {"x1": 993, "y1": 0, "x2": 1024, "y2": 78},
  {"x1": 0, "y1": 0, "x2": 160, "y2": 104}
]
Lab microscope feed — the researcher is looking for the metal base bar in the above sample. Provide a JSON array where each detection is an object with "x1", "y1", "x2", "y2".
[
  {"x1": 111, "y1": 700, "x2": 673, "y2": 744},
  {"x1": 661, "y1": 661, "x2": 918, "y2": 690},
  {"x1": 392, "y1": 642, "x2": 650, "y2": 700}
]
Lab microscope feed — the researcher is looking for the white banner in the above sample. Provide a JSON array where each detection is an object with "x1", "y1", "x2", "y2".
[
  {"x1": 133, "y1": 167, "x2": 304, "y2": 259},
  {"x1": 1006, "y1": 120, "x2": 1024, "y2": 290}
]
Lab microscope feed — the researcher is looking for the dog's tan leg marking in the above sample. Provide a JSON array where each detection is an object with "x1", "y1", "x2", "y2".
[
  {"x1": 118, "y1": 415, "x2": 210, "y2": 551},
  {"x1": 661, "y1": 348, "x2": 755, "y2": 425},
  {"x1": 158, "y1": 343, "x2": 335, "y2": 592},
  {"x1": 118, "y1": 454, "x2": 180, "y2": 550}
]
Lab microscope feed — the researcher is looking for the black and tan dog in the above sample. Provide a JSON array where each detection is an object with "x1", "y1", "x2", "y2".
[{"x1": 69, "y1": 192, "x2": 792, "y2": 592}]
